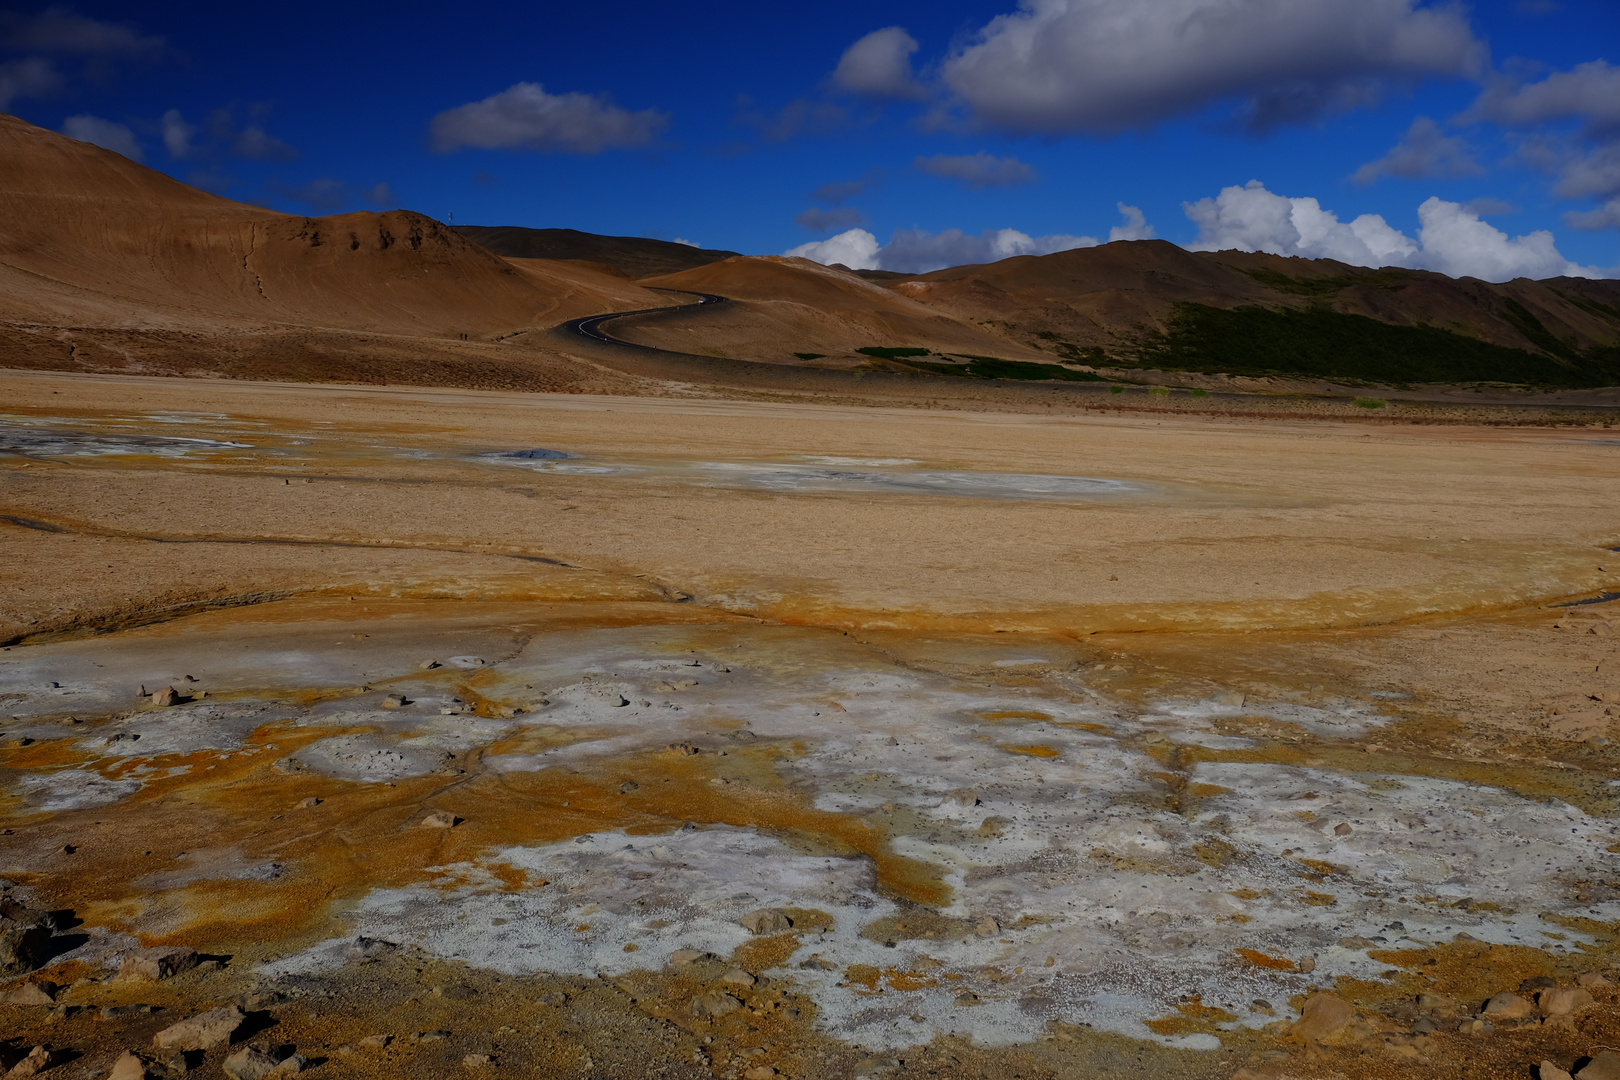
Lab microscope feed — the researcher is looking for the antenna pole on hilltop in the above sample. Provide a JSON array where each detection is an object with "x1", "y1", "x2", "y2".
[{"x1": 448, "y1": 211, "x2": 455, "y2": 225}]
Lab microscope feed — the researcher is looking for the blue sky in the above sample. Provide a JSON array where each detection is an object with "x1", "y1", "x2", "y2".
[{"x1": 3, "y1": 0, "x2": 1617, "y2": 279}]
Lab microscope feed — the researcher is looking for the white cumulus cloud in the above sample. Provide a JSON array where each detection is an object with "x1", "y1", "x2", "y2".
[
  {"x1": 1184, "y1": 179, "x2": 1599, "y2": 281},
  {"x1": 430, "y1": 82, "x2": 668, "y2": 154},
  {"x1": 785, "y1": 228, "x2": 882, "y2": 269},
  {"x1": 1109, "y1": 203, "x2": 1155, "y2": 241},
  {"x1": 914, "y1": 152, "x2": 1035, "y2": 189},
  {"x1": 61, "y1": 114, "x2": 143, "y2": 161},
  {"x1": 941, "y1": 0, "x2": 1485, "y2": 134},
  {"x1": 831, "y1": 27, "x2": 927, "y2": 100},
  {"x1": 787, "y1": 226, "x2": 1096, "y2": 273}
]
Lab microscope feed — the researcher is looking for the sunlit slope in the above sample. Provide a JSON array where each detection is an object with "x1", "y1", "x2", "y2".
[
  {"x1": 0, "y1": 113, "x2": 663, "y2": 339},
  {"x1": 634, "y1": 255, "x2": 1049, "y2": 362},
  {"x1": 892, "y1": 240, "x2": 1620, "y2": 384}
]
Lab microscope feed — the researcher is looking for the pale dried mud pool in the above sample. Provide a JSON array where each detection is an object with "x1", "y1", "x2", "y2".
[{"x1": 2, "y1": 372, "x2": 1620, "y2": 1080}]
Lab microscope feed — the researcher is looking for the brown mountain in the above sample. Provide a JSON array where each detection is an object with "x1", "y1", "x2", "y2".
[
  {"x1": 453, "y1": 226, "x2": 739, "y2": 279},
  {"x1": 630, "y1": 255, "x2": 1050, "y2": 363},
  {"x1": 3, "y1": 108, "x2": 1617, "y2": 393},
  {"x1": 889, "y1": 240, "x2": 1620, "y2": 384},
  {"x1": 0, "y1": 113, "x2": 674, "y2": 388}
]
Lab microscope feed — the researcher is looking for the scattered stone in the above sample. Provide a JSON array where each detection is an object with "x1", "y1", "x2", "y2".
[
  {"x1": 1578, "y1": 972, "x2": 1615, "y2": 988},
  {"x1": 665, "y1": 742, "x2": 699, "y2": 756},
  {"x1": 1250, "y1": 999, "x2": 1275, "y2": 1016},
  {"x1": 379, "y1": 695, "x2": 408, "y2": 709},
  {"x1": 739, "y1": 909, "x2": 793, "y2": 935},
  {"x1": 151, "y1": 687, "x2": 178, "y2": 707},
  {"x1": 0, "y1": 901, "x2": 53, "y2": 977},
  {"x1": 222, "y1": 1046, "x2": 283, "y2": 1080},
  {"x1": 1337, "y1": 936, "x2": 1374, "y2": 949},
  {"x1": 1416, "y1": 993, "x2": 1452, "y2": 1011},
  {"x1": 107, "y1": 1051, "x2": 165, "y2": 1080},
  {"x1": 689, "y1": 990, "x2": 743, "y2": 1017},
  {"x1": 4, "y1": 1045, "x2": 56, "y2": 1077},
  {"x1": 1, "y1": 980, "x2": 57, "y2": 1005},
  {"x1": 421, "y1": 812, "x2": 461, "y2": 828},
  {"x1": 345, "y1": 936, "x2": 400, "y2": 961},
  {"x1": 418, "y1": 660, "x2": 441, "y2": 670},
  {"x1": 720, "y1": 969, "x2": 756, "y2": 987},
  {"x1": 119, "y1": 946, "x2": 198, "y2": 982},
  {"x1": 1579, "y1": 1052, "x2": 1620, "y2": 1080},
  {"x1": 943, "y1": 789, "x2": 980, "y2": 808},
  {"x1": 1540, "y1": 987, "x2": 1594, "y2": 1016},
  {"x1": 1334, "y1": 823, "x2": 1353, "y2": 836},
  {"x1": 744, "y1": 1068, "x2": 777, "y2": 1080},
  {"x1": 798, "y1": 954, "x2": 837, "y2": 971},
  {"x1": 239, "y1": 991, "x2": 285, "y2": 1011},
  {"x1": 853, "y1": 1056, "x2": 899, "y2": 1077},
  {"x1": 955, "y1": 991, "x2": 982, "y2": 1006},
  {"x1": 272, "y1": 1054, "x2": 308, "y2": 1075},
  {"x1": 535, "y1": 992, "x2": 567, "y2": 1006},
  {"x1": 1141, "y1": 730, "x2": 1168, "y2": 745},
  {"x1": 463, "y1": 1054, "x2": 494, "y2": 1068},
  {"x1": 414, "y1": 1030, "x2": 450, "y2": 1041},
  {"x1": 1484, "y1": 991, "x2": 1532, "y2": 1020},
  {"x1": 1541, "y1": 1062, "x2": 1575, "y2": 1080},
  {"x1": 152, "y1": 1004, "x2": 244, "y2": 1050},
  {"x1": 617, "y1": 781, "x2": 639, "y2": 794},
  {"x1": 1291, "y1": 992, "x2": 1354, "y2": 1042},
  {"x1": 298, "y1": 797, "x2": 321, "y2": 809},
  {"x1": 973, "y1": 916, "x2": 1000, "y2": 936},
  {"x1": 1521, "y1": 976, "x2": 1559, "y2": 993},
  {"x1": 101, "y1": 1004, "x2": 156, "y2": 1019},
  {"x1": 358, "y1": 1035, "x2": 392, "y2": 1048},
  {"x1": 1210, "y1": 689, "x2": 1246, "y2": 707},
  {"x1": 433, "y1": 983, "x2": 478, "y2": 1000}
]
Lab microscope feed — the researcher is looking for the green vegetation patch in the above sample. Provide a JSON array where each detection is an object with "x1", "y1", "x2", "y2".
[
  {"x1": 1550, "y1": 287, "x2": 1620, "y2": 323},
  {"x1": 900, "y1": 355, "x2": 1106, "y2": 382},
  {"x1": 1353, "y1": 397, "x2": 1388, "y2": 409},
  {"x1": 1244, "y1": 268, "x2": 1415, "y2": 296},
  {"x1": 856, "y1": 346, "x2": 932, "y2": 360},
  {"x1": 1131, "y1": 303, "x2": 1620, "y2": 387}
]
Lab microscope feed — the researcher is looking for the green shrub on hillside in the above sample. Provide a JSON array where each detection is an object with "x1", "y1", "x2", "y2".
[
  {"x1": 1131, "y1": 303, "x2": 1620, "y2": 387},
  {"x1": 857, "y1": 346, "x2": 932, "y2": 360},
  {"x1": 899, "y1": 355, "x2": 1106, "y2": 382}
]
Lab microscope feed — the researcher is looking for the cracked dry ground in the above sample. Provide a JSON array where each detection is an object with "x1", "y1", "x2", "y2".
[{"x1": 2, "y1": 370, "x2": 1620, "y2": 1080}]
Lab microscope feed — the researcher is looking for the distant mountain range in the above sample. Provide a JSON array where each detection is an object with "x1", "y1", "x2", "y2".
[{"x1": 4, "y1": 109, "x2": 1617, "y2": 392}]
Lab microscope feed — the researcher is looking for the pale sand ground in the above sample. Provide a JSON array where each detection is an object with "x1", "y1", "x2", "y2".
[
  {"x1": 3, "y1": 369, "x2": 1617, "y2": 641},
  {"x1": 3, "y1": 370, "x2": 1619, "y2": 1079}
]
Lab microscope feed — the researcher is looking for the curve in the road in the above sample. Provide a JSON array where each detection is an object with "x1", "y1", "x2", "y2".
[{"x1": 559, "y1": 288, "x2": 728, "y2": 354}]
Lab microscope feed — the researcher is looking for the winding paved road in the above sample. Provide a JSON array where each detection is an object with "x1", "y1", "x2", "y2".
[{"x1": 560, "y1": 288, "x2": 727, "y2": 352}]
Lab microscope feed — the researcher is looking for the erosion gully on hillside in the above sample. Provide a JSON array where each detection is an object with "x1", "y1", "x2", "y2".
[{"x1": 1, "y1": 374, "x2": 1618, "y2": 1080}]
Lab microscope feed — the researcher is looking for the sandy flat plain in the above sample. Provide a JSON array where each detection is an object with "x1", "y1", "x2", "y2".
[{"x1": 3, "y1": 369, "x2": 1619, "y2": 1080}]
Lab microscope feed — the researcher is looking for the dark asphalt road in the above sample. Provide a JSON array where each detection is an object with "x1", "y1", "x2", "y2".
[{"x1": 560, "y1": 288, "x2": 727, "y2": 352}]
